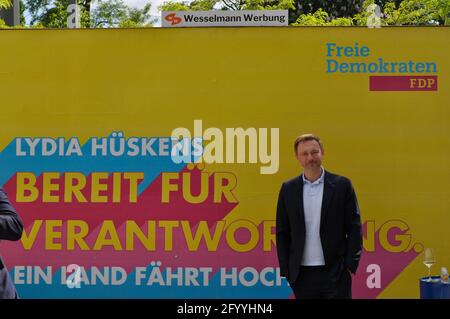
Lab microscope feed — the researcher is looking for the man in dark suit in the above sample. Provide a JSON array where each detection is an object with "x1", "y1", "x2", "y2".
[
  {"x1": 276, "y1": 134, "x2": 362, "y2": 299},
  {"x1": 0, "y1": 188, "x2": 23, "y2": 299}
]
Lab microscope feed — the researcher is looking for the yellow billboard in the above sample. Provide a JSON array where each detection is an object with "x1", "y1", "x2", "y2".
[{"x1": 0, "y1": 26, "x2": 448, "y2": 298}]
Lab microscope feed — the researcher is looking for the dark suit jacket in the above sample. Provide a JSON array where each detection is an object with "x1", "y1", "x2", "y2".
[
  {"x1": 0, "y1": 188, "x2": 23, "y2": 299},
  {"x1": 276, "y1": 171, "x2": 362, "y2": 284}
]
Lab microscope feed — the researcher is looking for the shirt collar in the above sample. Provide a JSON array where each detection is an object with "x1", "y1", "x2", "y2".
[{"x1": 302, "y1": 167, "x2": 325, "y2": 185}]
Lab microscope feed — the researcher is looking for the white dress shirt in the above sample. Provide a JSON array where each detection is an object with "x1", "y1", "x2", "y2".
[{"x1": 301, "y1": 167, "x2": 326, "y2": 266}]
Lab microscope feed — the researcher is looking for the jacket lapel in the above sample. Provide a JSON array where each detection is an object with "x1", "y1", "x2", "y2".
[
  {"x1": 320, "y1": 171, "x2": 336, "y2": 229},
  {"x1": 295, "y1": 175, "x2": 306, "y2": 230}
]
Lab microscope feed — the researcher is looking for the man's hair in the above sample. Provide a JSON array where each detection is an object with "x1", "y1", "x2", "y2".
[{"x1": 294, "y1": 134, "x2": 324, "y2": 154}]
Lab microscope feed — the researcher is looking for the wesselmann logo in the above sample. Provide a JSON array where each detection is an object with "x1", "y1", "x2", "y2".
[{"x1": 165, "y1": 13, "x2": 182, "y2": 25}]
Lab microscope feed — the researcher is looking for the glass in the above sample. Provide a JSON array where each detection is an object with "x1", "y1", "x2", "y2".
[{"x1": 423, "y1": 248, "x2": 436, "y2": 282}]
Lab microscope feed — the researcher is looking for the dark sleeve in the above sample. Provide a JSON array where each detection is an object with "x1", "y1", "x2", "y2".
[
  {"x1": 343, "y1": 180, "x2": 362, "y2": 274},
  {"x1": 0, "y1": 188, "x2": 23, "y2": 241},
  {"x1": 276, "y1": 183, "x2": 290, "y2": 278}
]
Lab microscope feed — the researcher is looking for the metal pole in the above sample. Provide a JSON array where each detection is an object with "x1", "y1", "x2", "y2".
[{"x1": 67, "y1": 0, "x2": 80, "y2": 28}]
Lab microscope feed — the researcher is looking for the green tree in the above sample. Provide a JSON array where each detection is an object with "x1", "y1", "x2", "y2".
[
  {"x1": 293, "y1": 0, "x2": 449, "y2": 26},
  {"x1": 90, "y1": 0, "x2": 126, "y2": 27},
  {"x1": 12, "y1": 0, "x2": 450, "y2": 27},
  {"x1": 23, "y1": 0, "x2": 154, "y2": 28},
  {"x1": 431, "y1": 0, "x2": 450, "y2": 25},
  {"x1": 159, "y1": 1, "x2": 190, "y2": 11},
  {"x1": 292, "y1": 8, "x2": 353, "y2": 25},
  {"x1": 354, "y1": 0, "x2": 450, "y2": 26},
  {"x1": 25, "y1": 0, "x2": 92, "y2": 27},
  {"x1": 295, "y1": 0, "x2": 364, "y2": 18},
  {"x1": 0, "y1": 0, "x2": 10, "y2": 27},
  {"x1": 91, "y1": 0, "x2": 153, "y2": 27},
  {"x1": 384, "y1": 0, "x2": 437, "y2": 25},
  {"x1": 119, "y1": 3, "x2": 152, "y2": 27},
  {"x1": 159, "y1": 0, "x2": 294, "y2": 11},
  {"x1": 190, "y1": 0, "x2": 220, "y2": 10},
  {"x1": 37, "y1": 0, "x2": 69, "y2": 27},
  {"x1": 216, "y1": 0, "x2": 294, "y2": 10},
  {"x1": 352, "y1": 0, "x2": 379, "y2": 26},
  {"x1": 241, "y1": 0, "x2": 294, "y2": 10},
  {"x1": 384, "y1": 0, "x2": 449, "y2": 25},
  {"x1": 159, "y1": 0, "x2": 219, "y2": 11},
  {"x1": 0, "y1": 0, "x2": 10, "y2": 8}
]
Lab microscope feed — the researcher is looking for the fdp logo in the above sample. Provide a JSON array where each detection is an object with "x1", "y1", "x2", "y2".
[{"x1": 165, "y1": 13, "x2": 182, "y2": 26}]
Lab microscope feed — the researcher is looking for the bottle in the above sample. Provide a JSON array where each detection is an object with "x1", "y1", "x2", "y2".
[{"x1": 441, "y1": 267, "x2": 449, "y2": 283}]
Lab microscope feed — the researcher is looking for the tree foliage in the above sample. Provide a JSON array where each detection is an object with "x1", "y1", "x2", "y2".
[
  {"x1": 159, "y1": 0, "x2": 294, "y2": 12},
  {"x1": 159, "y1": 0, "x2": 218, "y2": 12},
  {"x1": 0, "y1": 0, "x2": 9, "y2": 27},
  {"x1": 0, "y1": 0, "x2": 10, "y2": 9},
  {"x1": 292, "y1": 8, "x2": 354, "y2": 25},
  {"x1": 291, "y1": 0, "x2": 450, "y2": 25},
  {"x1": 24, "y1": 0, "x2": 92, "y2": 26},
  {"x1": 2, "y1": 0, "x2": 449, "y2": 27},
  {"x1": 383, "y1": 0, "x2": 449, "y2": 25},
  {"x1": 23, "y1": 0, "x2": 153, "y2": 28},
  {"x1": 295, "y1": 0, "x2": 364, "y2": 19},
  {"x1": 92, "y1": 0, "x2": 153, "y2": 27}
]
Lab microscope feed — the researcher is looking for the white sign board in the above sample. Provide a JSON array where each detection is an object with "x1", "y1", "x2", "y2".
[{"x1": 162, "y1": 10, "x2": 288, "y2": 28}]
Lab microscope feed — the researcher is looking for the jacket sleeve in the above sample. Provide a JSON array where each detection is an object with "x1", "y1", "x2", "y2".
[
  {"x1": 276, "y1": 183, "x2": 290, "y2": 278},
  {"x1": 0, "y1": 189, "x2": 23, "y2": 241},
  {"x1": 343, "y1": 180, "x2": 363, "y2": 274}
]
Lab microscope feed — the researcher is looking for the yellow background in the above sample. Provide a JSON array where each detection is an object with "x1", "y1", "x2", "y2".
[{"x1": 0, "y1": 27, "x2": 448, "y2": 298}]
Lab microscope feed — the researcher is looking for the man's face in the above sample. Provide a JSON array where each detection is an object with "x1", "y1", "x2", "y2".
[{"x1": 296, "y1": 140, "x2": 324, "y2": 170}]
